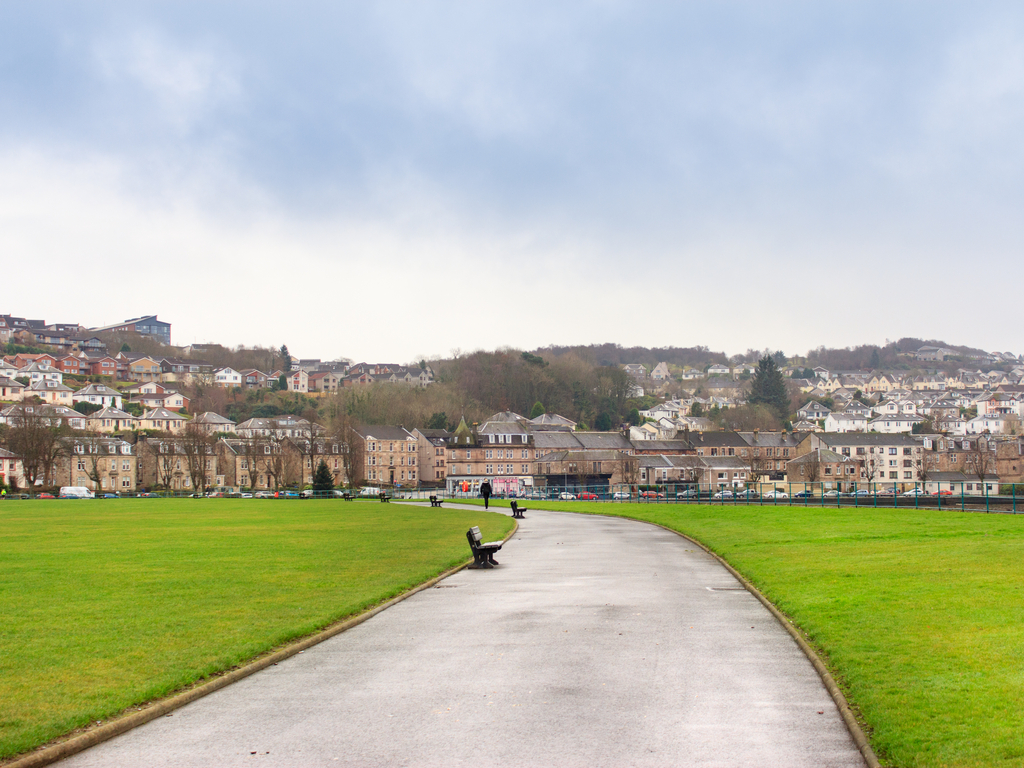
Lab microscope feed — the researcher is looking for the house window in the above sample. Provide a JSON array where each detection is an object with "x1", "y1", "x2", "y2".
[
  {"x1": 889, "y1": 448, "x2": 897, "y2": 455},
  {"x1": 904, "y1": 471, "x2": 913, "y2": 479}
]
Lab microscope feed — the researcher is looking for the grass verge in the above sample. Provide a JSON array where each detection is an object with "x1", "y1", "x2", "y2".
[
  {"x1": 496, "y1": 499, "x2": 1024, "y2": 768},
  {"x1": 0, "y1": 499, "x2": 512, "y2": 759}
]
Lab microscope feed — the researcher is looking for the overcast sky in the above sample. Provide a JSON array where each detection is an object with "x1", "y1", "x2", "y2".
[{"x1": 2, "y1": 2, "x2": 1022, "y2": 363}]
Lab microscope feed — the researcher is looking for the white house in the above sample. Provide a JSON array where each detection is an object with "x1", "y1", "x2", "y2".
[
  {"x1": 650, "y1": 362, "x2": 670, "y2": 381},
  {"x1": 966, "y1": 414, "x2": 1020, "y2": 435},
  {"x1": 73, "y1": 384, "x2": 123, "y2": 410},
  {"x1": 214, "y1": 367, "x2": 243, "y2": 388},
  {"x1": 824, "y1": 412, "x2": 868, "y2": 433},
  {"x1": 868, "y1": 414, "x2": 926, "y2": 434},
  {"x1": 798, "y1": 401, "x2": 832, "y2": 421}
]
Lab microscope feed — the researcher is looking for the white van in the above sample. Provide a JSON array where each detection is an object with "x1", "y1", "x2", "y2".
[
  {"x1": 358, "y1": 486, "x2": 382, "y2": 497},
  {"x1": 59, "y1": 486, "x2": 95, "y2": 499}
]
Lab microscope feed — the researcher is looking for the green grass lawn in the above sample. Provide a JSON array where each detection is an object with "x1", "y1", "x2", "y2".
[
  {"x1": 0, "y1": 499, "x2": 513, "y2": 759},
  {"x1": 496, "y1": 499, "x2": 1024, "y2": 768}
]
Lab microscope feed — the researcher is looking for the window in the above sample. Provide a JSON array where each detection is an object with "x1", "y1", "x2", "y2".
[
  {"x1": 904, "y1": 471, "x2": 913, "y2": 479},
  {"x1": 904, "y1": 447, "x2": 913, "y2": 455},
  {"x1": 522, "y1": 449, "x2": 529, "y2": 459},
  {"x1": 521, "y1": 465, "x2": 529, "y2": 474},
  {"x1": 889, "y1": 448, "x2": 897, "y2": 455},
  {"x1": 486, "y1": 450, "x2": 493, "y2": 459},
  {"x1": 506, "y1": 464, "x2": 513, "y2": 474},
  {"x1": 889, "y1": 471, "x2": 898, "y2": 479},
  {"x1": 486, "y1": 464, "x2": 493, "y2": 474}
]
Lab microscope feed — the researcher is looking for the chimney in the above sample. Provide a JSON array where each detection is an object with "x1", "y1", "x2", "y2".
[{"x1": 753, "y1": 429, "x2": 759, "y2": 442}]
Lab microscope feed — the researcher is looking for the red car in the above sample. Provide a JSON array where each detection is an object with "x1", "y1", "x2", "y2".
[
  {"x1": 639, "y1": 491, "x2": 665, "y2": 499},
  {"x1": 577, "y1": 492, "x2": 598, "y2": 500},
  {"x1": 930, "y1": 490, "x2": 954, "y2": 496},
  {"x1": 38, "y1": 493, "x2": 55, "y2": 499}
]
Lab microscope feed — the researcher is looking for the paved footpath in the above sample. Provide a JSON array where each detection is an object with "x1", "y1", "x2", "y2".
[{"x1": 61, "y1": 508, "x2": 866, "y2": 768}]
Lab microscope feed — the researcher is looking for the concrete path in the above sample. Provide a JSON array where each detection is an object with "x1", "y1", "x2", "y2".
[{"x1": 60, "y1": 508, "x2": 866, "y2": 767}]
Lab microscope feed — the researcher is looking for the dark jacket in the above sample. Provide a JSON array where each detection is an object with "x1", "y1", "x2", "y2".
[{"x1": 480, "y1": 481, "x2": 492, "y2": 497}]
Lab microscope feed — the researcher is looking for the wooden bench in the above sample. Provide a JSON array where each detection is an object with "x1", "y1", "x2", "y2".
[
  {"x1": 378, "y1": 492, "x2": 390, "y2": 503},
  {"x1": 466, "y1": 526, "x2": 502, "y2": 568},
  {"x1": 341, "y1": 492, "x2": 353, "y2": 501},
  {"x1": 510, "y1": 500, "x2": 526, "y2": 519},
  {"x1": 429, "y1": 495, "x2": 443, "y2": 507}
]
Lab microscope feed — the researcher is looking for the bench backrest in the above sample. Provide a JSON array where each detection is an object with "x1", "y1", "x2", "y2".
[
  {"x1": 510, "y1": 500, "x2": 518, "y2": 511},
  {"x1": 467, "y1": 526, "x2": 482, "y2": 547}
]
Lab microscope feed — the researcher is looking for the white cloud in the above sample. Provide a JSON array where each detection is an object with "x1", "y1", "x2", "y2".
[{"x1": 90, "y1": 28, "x2": 241, "y2": 133}]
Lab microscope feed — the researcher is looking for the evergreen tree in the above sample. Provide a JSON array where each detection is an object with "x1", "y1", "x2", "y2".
[
  {"x1": 529, "y1": 401, "x2": 546, "y2": 419},
  {"x1": 312, "y1": 460, "x2": 334, "y2": 491},
  {"x1": 747, "y1": 354, "x2": 790, "y2": 421},
  {"x1": 427, "y1": 412, "x2": 449, "y2": 430}
]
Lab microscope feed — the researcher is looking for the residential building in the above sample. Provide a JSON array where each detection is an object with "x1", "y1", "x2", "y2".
[
  {"x1": 73, "y1": 384, "x2": 123, "y2": 410},
  {"x1": 59, "y1": 437, "x2": 136, "y2": 494},
  {"x1": 413, "y1": 428, "x2": 450, "y2": 486},
  {"x1": 91, "y1": 315, "x2": 171, "y2": 345},
  {"x1": 86, "y1": 407, "x2": 138, "y2": 433},
  {"x1": 353, "y1": 425, "x2": 420, "y2": 488},
  {"x1": 139, "y1": 407, "x2": 188, "y2": 433}
]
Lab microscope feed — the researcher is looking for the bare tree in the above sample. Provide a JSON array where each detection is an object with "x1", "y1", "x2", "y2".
[
  {"x1": 181, "y1": 421, "x2": 215, "y2": 494},
  {"x1": 328, "y1": 407, "x2": 362, "y2": 487},
  {"x1": 5, "y1": 405, "x2": 67, "y2": 489},
  {"x1": 964, "y1": 436, "x2": 996, "y2": 488},
  {"x1": 803, "y1": 451, "x2": 822, "y2": 484},
  {"x1": 619, "y1": 452, "x2": 640, "y2": 491},
  {"x1": 239, "y1": 433, "x2": 271, "y2": 490}
]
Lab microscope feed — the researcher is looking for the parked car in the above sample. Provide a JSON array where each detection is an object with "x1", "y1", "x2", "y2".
[
  {"x1": 639, "y1": 490, "x2": 665, "y2": 499},
  {"x1": 139, "y1": 492, "x2": 159, "y2": 498},
  {"x1": 612, "y1": 491, "x2": 631, "y2": 500},
  {"x1": 712, "y1": 490, "x2": 734, "y2": 500},
  {"x1": 98, "y1": 493, "x2": 119, "y2": 499},
  {"x1": 558, "y1": 492, "x2": 577, "y2": 500},
  {"x1": 676, "y1": 488, "x2": 701, "y2": 499},
  {"x1": 577, "y1": 491, "x2": 598, "y2": 500},
  {"x1": 255, "y1": 490, "x2": 274, "y2": 498},
  {"x1": 59, "y1": 486, "x2": 95, "y2": 499},
  {"x1": 876, "y1": 488, "x2": 897, "y2": 496},
  {"x1": 792, "y1": 490, "x2": 816, "y2": 499},
  {"x1": 280, "y1": 490, "x2": 299, "y2": 498},
  {"x1": 37, "y1": 492, "x2": 55, "y2": 499},
  {"x1": 850, "y1": 489, "x2": 872, "y2": 497},
  {"x1": 930, "y1": 489, "x2": 953, "y2": 496},
  {"x1": 734, "y1": 489, "x2": 760, "y2": 500},
  {"x1": 901, "y1": 488, "x2": 926, "y2": 497},
  {"x1": 240, "y1": 492, "x2": 253, "y2": 498},
  {"x1": 208, "y1": 491, "x2": 225, "y2": 498},
  {"x1": 762, "y1": 490, "x2": 789, "y2": 499},
  {"x1": 822, "y1": 490, "x2": 842, "y2": 499}
]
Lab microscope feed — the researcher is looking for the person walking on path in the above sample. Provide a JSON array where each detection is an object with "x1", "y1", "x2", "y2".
[{"x1": 480, "y1": 479, "x2": 492, "y2": 509}]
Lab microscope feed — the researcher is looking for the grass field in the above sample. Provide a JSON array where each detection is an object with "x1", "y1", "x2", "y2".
[
  {"x1": 488, "y1": 499, "x2": 1024, "y2": 768},
  {"x1": 0, "y1": 499, "x2": 513, "y2": 760}
]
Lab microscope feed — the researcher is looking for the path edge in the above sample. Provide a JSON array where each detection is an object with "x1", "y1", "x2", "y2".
[
  {"x1": 3, "y1": 519, "x2": 518, "y2": 768},
  {"x1": 647, "y1": 519, "x2": 881, "y2": 768}
]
